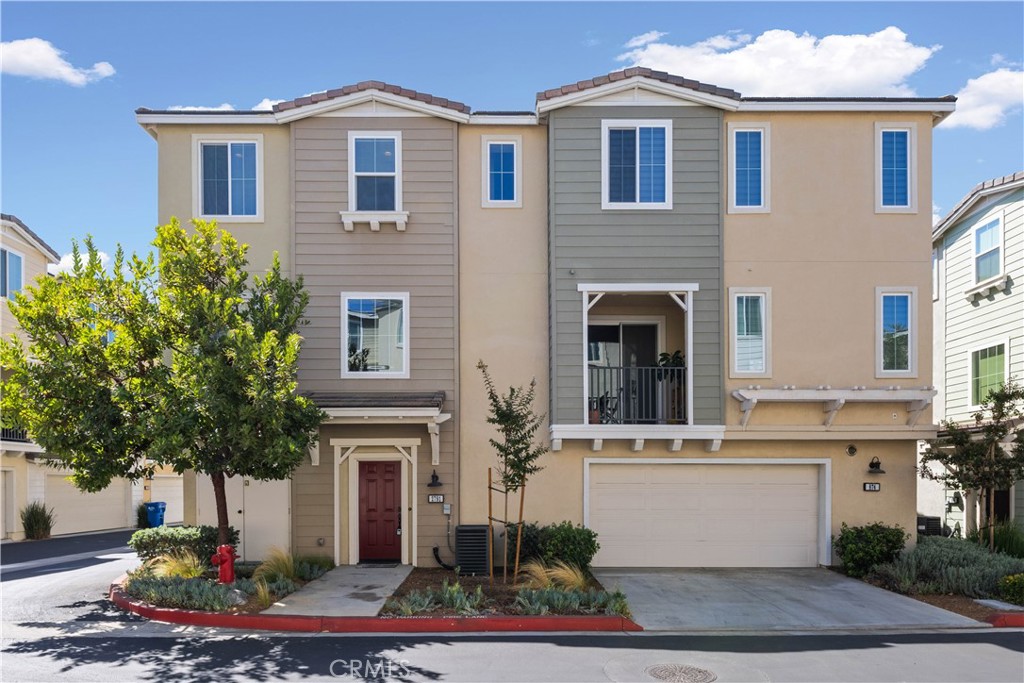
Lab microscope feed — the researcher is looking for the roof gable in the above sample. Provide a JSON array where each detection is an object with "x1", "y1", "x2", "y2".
[
  {"x1": 0, "y1": 213, "x2": 60, "y2": 263},
  {"x1": 273, "y1": 80, "x2": 471, "y2": 123},
  {"x1": 537, "y1": 68, "x2": 741, "y2": 113},
  {"x1": 933, "y1": 171, "x2": 1024, "y2": 241}
]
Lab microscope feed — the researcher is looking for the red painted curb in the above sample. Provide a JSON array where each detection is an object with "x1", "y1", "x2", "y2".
[
  {"x1": 986, "y1": 612, "x2": 1024, "y2": 628},
  {"x1": 109, "y1": 583, "x2": 643, "y2": 633}
]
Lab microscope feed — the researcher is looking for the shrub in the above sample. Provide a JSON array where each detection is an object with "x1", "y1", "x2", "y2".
[
  {"x1": 998, "y1": 573, "x2": 1024, "y2": 606},
  {"x1": 514, "y1": 586, "x2": 630, "y2": 617},
  {"x1": 517, "y1": 558, "x2": 589, "y2": 590},
  {"x1": 833, "y1": 522, "x2": 908, "y2": 578},
  {"x1": 124, "y1": 576, "x2": 244, "y2": 611},
  {"x1": 294, "y1": 554, "x2": 333, "y2": 581},
  {"x1": 128, "y1": 525, "x2": 239, "y2": 562},
  {"x1": 872, "y1": 536, "x2": 1024, "y2": 598},
  {"x1": 542, "y1": 521, "x2": 600, "y2": 570},
  {"x1": 147, "y1": 549, "x2": 207, "y2": 579},
  {"x1": 967, "y1": 521, "x2": 1024, "y2": 559},
  {"x1": 20, "y1": 501, "x2": 55, "y2": 540},
  {"x1": 433, "y1": 578, "x2": 486, "y2": 615},
  {"x1": 254, "y1": 546, "x2": 295, "y2": 583},
  {"x1": 385, "y1": 591, "x2": 437, "y2": 616},
  {"x1": 506, "y1": 522, "x2": 545, "y2": 566},
  {"x1": 518, "y1": 559, "x2": 553, "y2": 588},
  {"x1": 136, "y1": 503, "x2": 150, "y2": 530}
]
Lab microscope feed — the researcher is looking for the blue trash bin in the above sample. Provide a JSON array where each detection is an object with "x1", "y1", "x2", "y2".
[{"x1": 145, "y1": 501, "x2": 166, "y2": 527}]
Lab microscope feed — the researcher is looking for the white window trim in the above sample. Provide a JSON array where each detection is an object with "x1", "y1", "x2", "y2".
[
  {"x1": 600, "y1": 119, "x2": 673, "y2": 210},
  {"x1": 971, "y1": 211, "x2": 1004, "y2": 285},
  {"x1": 967, "y1": 339, "x2": 1010, "y2": 410},
  {"x1": 729, "y1": 287, "x2": 772, "y2": 378},
  {"x1": 727, "y1": 122, "x2": 771, "y2": 214},
  {"x1": 874, "y1": 123, "x2": 917, "y2": 214},
  {"x1": 347, "y1": 131, "x2": 403, "y2": 213},
  {"x1": 341, "y1": 291, "x2": 410, "y2": 380},
  {"x1": 0, "y1": 246, "x2": 25, "y2": 299},
  {"x1": 191, "y1": 134, "x2": 264, "y2": 222},
  {"x1": 481, "y1": 135, "x2": 522, "y2": 208},
  {"x1": 875, "y1": 286, "x2": 918, "y2": 378}
]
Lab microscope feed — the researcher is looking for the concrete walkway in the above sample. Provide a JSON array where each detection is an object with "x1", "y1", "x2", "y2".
[
  {"x1": 594, "y1": 567, "x2": 985, "y2": 631},
  {"x1": 263, "y1": 564, "x2": 412, "y2": 617}
]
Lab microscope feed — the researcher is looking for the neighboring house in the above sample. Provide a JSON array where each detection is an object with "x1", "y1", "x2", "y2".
[
  {"x1": 920, "y1": 172, "x2": 1023, "y2": 535},
  {"x1": 0, "y1": 214, "x2": 183, "y2": 539},
  {"x1": 138, "y1": 68, "x2": 954, "y2": 567}
]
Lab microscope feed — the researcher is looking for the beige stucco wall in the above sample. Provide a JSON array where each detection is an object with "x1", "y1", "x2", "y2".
[
  {"x1": 457, "y1": 125, "x2": 549, "y2": 531},
  {"x1": 1, "y1": 222, "x2": 54, "y2": 346},
  {"x1": 148, "y1": 125, "x2": 292, "y2": 275},
  {"x1": 721, "y1": 111, "x2": 935, "y2": 428},
  {"x1": 0, "y1": 453, "x2": 30, "y2": 540}
]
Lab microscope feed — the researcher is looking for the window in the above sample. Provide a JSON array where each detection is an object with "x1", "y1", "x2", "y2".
[
  {"x1": 876, "y1": 288, "x2": 917, "y2": 377},
  {"x1": 875, "y1": 123, "x2": 917, "y2": 212},
  {"x1": 601, "y1": 120, "x2": 672, "y2": 209},
  {"x1": 342, "y1": 293, "x2": 409, "y2": 378},
  {"x1": 973, "y1": 216, "x2": 1002, "y2": 283},
  {"x1": 730, "y1": 288, "x2": 771, "y2": 377},
  {"x1": 728, "y1": 123, "x2": 770, "y2": 212},
  {"x1": 481, "y1": 136, "x2": 522, "y2": 208},
  {"x1": 193, "y1": 134, "x2": 263, "y2": 221},
  {"x1": 971, "y1": 343, "x2": 1006, "y2": 406},
  {"x1": 0, "y1": 248, "x2": 23, "y2": 298},
  {"x1": 348, "y1": 132, "x2": 402, "y2": 212}
]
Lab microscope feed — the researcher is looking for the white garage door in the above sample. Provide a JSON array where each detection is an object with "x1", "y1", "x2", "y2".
[
  {"x1": 46, "y1": 474, "x2": 130, "y2": 536},
  {"x1": 150, "y1": 475, "x2": 184, "y2": 525},
  {"x1": 588, "y1": 463, "x2": 820, "y2": 567}
]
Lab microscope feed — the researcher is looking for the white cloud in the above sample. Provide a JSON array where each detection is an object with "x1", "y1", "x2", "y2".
[
  {"x1": 0, "y1": 37, "x2": 114, "y2": 87},
  {"x1": 48, "y1": 251, "x2": 110, "y2": 276},
  {"x1": 991, "y1": 53, "x2": 1021, "y2": 68},
  {"x1": 617, "y1": 26, "x2": 939, "y2": 96},
  {"x1": 167, "y1": 103, "x2": 235, "y2": 111},
  {"x1": 940, "y1": 68, "x2": 1024, "y2": 130},
  {"x1": 252, "y1": 98, "x2": 285, "y2": 111},
  {"x1": 932, "y1": 203, "x2": 942, "y2": 227},
  {"x1": 624, "y1": 31, "x2": 668, "y2": 49}
]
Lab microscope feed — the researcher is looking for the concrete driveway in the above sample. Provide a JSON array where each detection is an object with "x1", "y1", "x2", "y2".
[{"x1": 592, "y1": 568, "x2": 985, "y2": 631}]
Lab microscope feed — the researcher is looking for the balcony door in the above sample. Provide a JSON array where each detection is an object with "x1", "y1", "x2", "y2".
[{"x1": 588, "y1": 322, "x2": 659, "y2": 423}]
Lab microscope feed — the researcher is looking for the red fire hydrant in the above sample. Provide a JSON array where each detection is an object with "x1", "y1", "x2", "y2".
[{"x1": 210, "y1": 544, "x2": 238, "y2": 584}]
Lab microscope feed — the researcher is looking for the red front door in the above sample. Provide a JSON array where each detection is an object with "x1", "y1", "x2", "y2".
[{"x1": 358, "y1": 461, "x2": 401, "y2": 561}]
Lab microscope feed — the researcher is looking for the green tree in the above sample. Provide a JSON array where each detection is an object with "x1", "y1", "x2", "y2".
[
  {"x1": 920, "y1": 380, "x2": 1024, "y2": 551},
  {"x1": 477, "y1": 360, "x2": 547, "y2": 581},
  {"x1": 1, "y1": 219, "x2": 325, "y2": 545}
]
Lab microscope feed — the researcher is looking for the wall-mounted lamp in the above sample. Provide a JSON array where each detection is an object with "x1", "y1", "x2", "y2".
[
  {"x1": 845, "y1": 444, "x2": 858, "y2": 457},
  {"x1": 946, "y1": 491, "x2": 964, "y2": 513},
  {"x1": 868, "y1": 457, "x2": 885, "y2": 474},
  {"x1": 427, "y1": 469, "x2": 443, "y2": 488}
]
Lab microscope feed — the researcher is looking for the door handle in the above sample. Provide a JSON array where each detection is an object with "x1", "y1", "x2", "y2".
[
  {"x1": 397, "y1": 509, "x2": 402, "y2": 535},
  {"x1": 237, "y1": 509, "x2": 243, "y2": 514}
]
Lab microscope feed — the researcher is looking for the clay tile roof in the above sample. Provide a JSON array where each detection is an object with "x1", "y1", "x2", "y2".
[
  {"x1": 0, "y1": 213, "x2": 60, "y2": 262},
  {"x1": 537, "y1": 68, "x2": 742, "y2": 102},
  {"x1": 271, "y1": 81, "x2": 471, "y2": 115}
]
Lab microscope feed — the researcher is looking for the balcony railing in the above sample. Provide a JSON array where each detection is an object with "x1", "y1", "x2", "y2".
[
  {"x1": 588, "y1": 365, "x2": 687, "y2": 425},
  {"x1": 1, "y1": 427, "x2": 30, "y2": 443}
]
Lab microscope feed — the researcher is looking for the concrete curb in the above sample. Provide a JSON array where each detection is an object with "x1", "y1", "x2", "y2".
[
  {"x1": 986, "y1": 612, "x2": 1024, "y2": 628},
  {"x1": 108, "y1": 581, "x2": 644, "y2": 633}
]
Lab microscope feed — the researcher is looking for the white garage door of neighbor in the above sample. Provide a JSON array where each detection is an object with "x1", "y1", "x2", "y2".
[
  {"x1": 150, "y1": 476, "x2": 184, "y2": 525},
  {"x1": 46, "y1": 474, "x2": 129, "y2": 536},
  {"x1": 588, "y1": 463, "x2": 820, "y2": 568}
]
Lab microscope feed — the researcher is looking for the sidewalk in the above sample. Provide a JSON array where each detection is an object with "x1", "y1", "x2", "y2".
[
  {"x1": 1, "y1": 528, "x2": 135, "y2": 568},
  {"x1": 263, "y1": 564, "x2": 412, "y2": 616}
]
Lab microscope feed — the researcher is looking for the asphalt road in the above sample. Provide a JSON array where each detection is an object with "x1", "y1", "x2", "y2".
[{"x1": 1, "y1": 546, "x2": 1022, "y2": 682}]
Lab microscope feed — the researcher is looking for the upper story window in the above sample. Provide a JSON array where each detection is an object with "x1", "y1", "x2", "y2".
[
  {"x1": 0, "y1": 248, "x2": 23, "y2": 298},
  {"x1": 349, "y1": 132, "x2": 402, "y2": 212},
  {"x1": 730, "y1": 287, "x2": 771, "y2": 377},
  {"x1": 970, "y1": 342, "x2": 1006, "y2": 407},
  {"x1": 481, "y1": 135, "x2": 522, "y2": 208},
  {"x1": 601, "y1": 120, "x2": 672, "y2": 210},
  {"x1": 973, "y1": 216, "x2": 1002, "y2": 283},
  {"x1": 342, "y1": 292, "x2": 409, "y2": 379},
  {"x1": 875, "y1": 123, "x2": 917, "y2": 213},
  {"x1": 192, "y1": 134, "x2": 263, "y2": 222},
  {"x1": 876, "y1": 287, "x2": 917, "y2": 378},
  {"x1": 728, "y1": 123, "x2": 770, "y2": 213}
]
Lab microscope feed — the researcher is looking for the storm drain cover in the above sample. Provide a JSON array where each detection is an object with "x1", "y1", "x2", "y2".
[{"x1": 645, "y1": 664, "x2": 718, "y2": 683}]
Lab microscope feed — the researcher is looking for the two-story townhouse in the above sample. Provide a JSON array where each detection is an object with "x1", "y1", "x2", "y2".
[
  {"x1": 1, "y1": 214, "x2": 151, "y2": 538},
  {"x1": 920, "y1": 172, "x2": 1024, "y2": 536},
  {"x1": 512, "y1": 69, "x2": 954, "y2": 567}
]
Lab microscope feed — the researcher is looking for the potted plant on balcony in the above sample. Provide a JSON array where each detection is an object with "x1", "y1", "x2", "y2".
[{"x1": 656, "y1": 350, "x2": 685, "y2": 424}]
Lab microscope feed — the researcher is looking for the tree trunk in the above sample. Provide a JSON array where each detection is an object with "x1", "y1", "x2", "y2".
[
  {"x1": 211, "y1": 470, "x2": 232, "y2": 547},
  {"x1": 988, "y1": 487, "x2": 996, "y2": 552}
]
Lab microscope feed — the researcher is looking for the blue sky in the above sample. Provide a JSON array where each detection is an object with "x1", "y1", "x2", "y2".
[{"x1": 3, "y1": 1, "x2": 1022, "y2": 268}]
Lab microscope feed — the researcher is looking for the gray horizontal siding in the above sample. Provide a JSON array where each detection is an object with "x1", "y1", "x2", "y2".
[{"x1": 548, "y1": 105, "x2": 724, "y2": 425}]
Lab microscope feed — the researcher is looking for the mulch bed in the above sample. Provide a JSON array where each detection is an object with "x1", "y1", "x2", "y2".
[
  {"x1": 385, "y1": 567, "x2": 606, "y2": 615},
  {"x1": 909, "y1": 593, "x2": 999, "y2": 622}
]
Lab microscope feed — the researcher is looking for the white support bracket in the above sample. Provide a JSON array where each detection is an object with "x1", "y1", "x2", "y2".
[
  {"x1": 704, "y1": 439, "x2": 722, "y2": 453},
  {"x1": 591, "y1": 439, "x2": 603, "y2": 452},
  {"x1": 823, "y1": 399, "x2": 846, "y2": 428},
  {"x1": 551, "y1": 438, "x2": 563, "y2": 452},
  {"x1": 735, "y1": 393, "x2": 758, "y2": 428},
  {"x1": 631, "y1": 439, "x2": 645, "y2": 452},
  {"x1": 907, "y1": 399, "x2": 931, "y2": 427},
  {"x1": 668, "y1": 439, "x2": 683, "y2": 452},
  {"x1": 308, "y1": 438, "x2": 321, "y2": 466}
]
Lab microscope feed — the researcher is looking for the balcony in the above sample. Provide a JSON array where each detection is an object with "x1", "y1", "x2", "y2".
[
  {"x1": 1, "y1": 427, "x2": 29, "y2": 443},
  {"x1": 588, "y1": 365, "x2": 686, "y2": 425}
]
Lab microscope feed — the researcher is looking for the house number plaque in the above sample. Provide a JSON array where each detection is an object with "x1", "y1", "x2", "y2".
[
  {"x1": 427, "y1": 494, "x2": 444, "y2": 503},
  {"x1": 863, "y1": 483, "x2": 881, "y2": 492}
]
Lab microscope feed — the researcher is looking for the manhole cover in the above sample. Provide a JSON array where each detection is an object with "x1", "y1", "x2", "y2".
[{"x1": 645, "y1": 664, "x2": 717, "y2": 683}]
